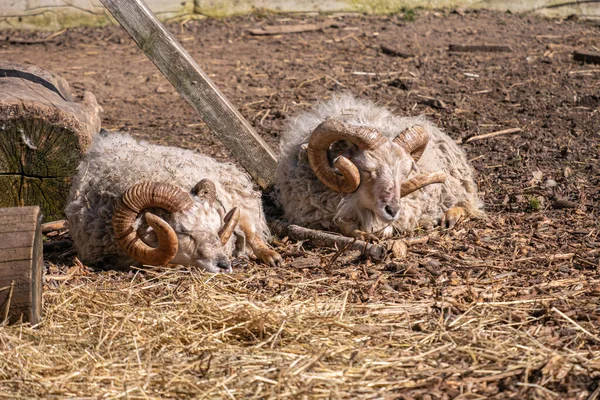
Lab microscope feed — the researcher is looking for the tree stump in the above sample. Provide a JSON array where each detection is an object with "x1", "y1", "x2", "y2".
[
  {"x1": 0, "y1": 61, "x2": 103, "y2": 222},
  {"x1": 0, "y1": 206, "x2": 43, "y2": 325}
]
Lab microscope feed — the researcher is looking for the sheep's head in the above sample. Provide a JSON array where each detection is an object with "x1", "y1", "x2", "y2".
[
  {"x1": 307, "y1": 118, "x2": 446, "y2": 223},
  {"x1": 112, "y1": 180, "x2": 239, "y2": 273}
]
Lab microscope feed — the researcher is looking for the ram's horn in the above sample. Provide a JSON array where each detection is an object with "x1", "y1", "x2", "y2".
[
  {"x1": 393, "y1": 125, "x2": 429, "y2": 162},
  {"x1": 218, "y1": 207, "x2": 240, "y2": 245},
  {"x1": 112, "y1": 182, "x2": 193, "y2": 265},
  {"x1": 191, "y1": 179, "x2": 217, "y2": 206},
  {"x1": 400, "y1": 171, "x2": 446, "y2": 197},
  {"x1": 308, "y1": 118, "x2": 386, "y2": 193}
]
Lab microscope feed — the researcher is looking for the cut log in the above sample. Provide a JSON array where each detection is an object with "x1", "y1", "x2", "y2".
[
  {"x1": 0, "y1": 61, "x2": 102, "y2": 222},
  {"x1": 0, "y1": 206, "x2": 43, "y2": 325}
]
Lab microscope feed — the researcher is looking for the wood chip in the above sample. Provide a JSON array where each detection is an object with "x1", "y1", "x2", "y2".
[{"x1": 391, "y1": 240, "x2": 408, "y2": 259}]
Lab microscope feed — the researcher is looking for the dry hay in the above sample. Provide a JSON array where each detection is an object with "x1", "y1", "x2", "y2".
[{"x1": 1, "y1": 215, "x2": 599, "y2": 399}]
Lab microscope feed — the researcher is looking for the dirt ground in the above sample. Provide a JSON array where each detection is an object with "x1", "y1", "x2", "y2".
[{"x1": 1, "y1": 9, "x2": 599, "y2": 399}]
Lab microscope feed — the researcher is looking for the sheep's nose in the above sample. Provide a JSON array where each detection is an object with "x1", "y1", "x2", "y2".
[
  {"x1": 216, "y1": 258, "x2": 231, "y2": 270},
  {"x1": 385, "y1": 204, "x2": 400, "y2": 219}
]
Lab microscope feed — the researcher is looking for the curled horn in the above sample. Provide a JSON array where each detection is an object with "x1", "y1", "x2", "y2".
[
  {"x1": 307, "y1": 118, "x2": 386, "y2": 193},
  {"x1": 393, "y1": 125, "x2": 430, "y2": 162},
  {"x1": 218, "y1": 207, "x2": 240, "y2": 245},
  {"x1": 112, "y1": 182, "x2": 193, "y2": 265},
  {"x1": 401, "y1": 171, "x2": 447, "y2": 197},
  {"x1": 191, "y1": 179, "x2": 217, "y2": 205}
]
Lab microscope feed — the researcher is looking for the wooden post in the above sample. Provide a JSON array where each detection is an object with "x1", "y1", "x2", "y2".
[
  {"x1": 0, "y1": 61, "x2": 103, "y2": 222},
  {"x1": 0, "y1": 206, "x2": 43, "y2": 325},
  {"x1": 99, "y1": 0, "x2": 278, "y2": 190}
]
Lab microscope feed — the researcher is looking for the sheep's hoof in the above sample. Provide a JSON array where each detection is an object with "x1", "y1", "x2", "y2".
[
  {"x1": 441, "y1": 206, "x2": 468, "y2": 229},
  {"x1": 257, "y1": 248, "x2": 283, "y2": 268}
]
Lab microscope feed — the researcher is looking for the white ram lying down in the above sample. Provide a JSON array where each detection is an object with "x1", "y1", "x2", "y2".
[
  {"x1": 276, "y1": 94, "x2": 484, "y2": 239},
  {"x1": 66, "y1": 131, "x2": 281, "y2": 272}
]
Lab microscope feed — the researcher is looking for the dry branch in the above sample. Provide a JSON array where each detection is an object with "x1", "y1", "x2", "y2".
[
  {"x1": 269, "y1": 220, "x2": 387, "y2": 261},
  {"x1": 41, "y1": 219, "x2": 68, "y2": 234},
  {"x1": 573, "y1": 50, "x2": 600, "y2": 65},
  {"x1": 380, "y1": 43, "x2": 414, "y2": 58},
  {"x1": 449, "y1": 44, "x2": 512, "y2": 53},
  {"x1": 462, "y1": 128, "x2": 522, "y2": 144},
  {"x1": 249, "y1": 20, "x2": 336, "y2": 36}
]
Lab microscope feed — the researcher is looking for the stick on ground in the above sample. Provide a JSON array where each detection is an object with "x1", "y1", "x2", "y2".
[
  {"x1": 269, "y1": 220, "x2": 387, "y2": 261},
  {"x1": 449, "y1": 44, "x2": 512, "y2": 53},
  {"x1": 249, "y1": 20, "x2": 336, "y2": 36},
  {"x1": 573, "y1": 51, "x2": 600, "y2": 65},
  {"x1": 462, "y1": 128, "x2": 522, "y2": 143}
]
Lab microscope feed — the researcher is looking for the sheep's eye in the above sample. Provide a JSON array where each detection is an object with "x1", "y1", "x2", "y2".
[{"x1": 363, "y1": 170, "x2": 377, "y2": 178}]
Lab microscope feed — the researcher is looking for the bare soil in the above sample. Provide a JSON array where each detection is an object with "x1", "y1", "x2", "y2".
[{"x1": 1, "y1": 9, "x2": 599, "y2": 399}]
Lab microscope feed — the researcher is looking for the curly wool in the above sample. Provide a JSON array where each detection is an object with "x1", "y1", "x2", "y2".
[
  {"x1": 66, "y1": 131, "x2": 269, "y2": 267},
  {"x1": 276, "y1": 94, "x2": 483, "y2": 235}
]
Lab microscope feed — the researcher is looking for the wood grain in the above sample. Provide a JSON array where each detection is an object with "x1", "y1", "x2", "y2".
[
  {"x1": 0, "y1": 61, "x2": 102, "y2": 221},
  {"x1": 99, "y1": 0, "x2": 278, "y2": 189},
  {"x1": 0, "y1": 206, "x2": 43, "y2": 325}
]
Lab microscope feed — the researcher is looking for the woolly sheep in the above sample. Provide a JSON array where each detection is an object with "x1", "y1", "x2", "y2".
[
  {"x1": 66, "y1": 131, "x2": 282, "y2": 272},
  {"x1": 276, "y1": 94, "x2": 483, "y2": 239}
]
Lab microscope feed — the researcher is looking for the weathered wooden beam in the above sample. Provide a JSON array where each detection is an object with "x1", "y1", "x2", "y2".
[
  {"x1": 99, "y1": 0, "x2": 278, "y2": 190},
  {"x1": 0, "y1": 206, "x2": 43, "y2": 325},
  {"x1": 0, "y1": 61, "x2": 102, "y2": 222}
]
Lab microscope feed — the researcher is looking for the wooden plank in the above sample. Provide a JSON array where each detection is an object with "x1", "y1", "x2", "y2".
[
  {"x1": 0, "y1": 206, "x2": 43, "y2": 324},
  {"x1": 449, "y1": 44, "x2": 512, "y2": 53},
  {"x1": 99, "y1": 0, "x2": 278, "y2": 190},
  {"x1": 573, "y1": 51, "x2": 600, "y2": 65}
]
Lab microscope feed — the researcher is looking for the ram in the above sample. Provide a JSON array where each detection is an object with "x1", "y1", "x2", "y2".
[
  {"x1": 65, "y1": 131, "x2": 281, "y2": 272},
  {"x1": 276, "y1": 94, "x2": 483, "y2": 239}
]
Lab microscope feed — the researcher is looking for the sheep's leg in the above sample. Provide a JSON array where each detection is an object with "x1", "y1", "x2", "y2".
[
  {"x1": 441, "y1": 206, "x2": 468, "y2": 229},
  {"x1": 338, "y1": 221, "x2": 380, "y2": 242},
  {"x1": 239, "y1": 215, "x2": 282, "y2": 267}
]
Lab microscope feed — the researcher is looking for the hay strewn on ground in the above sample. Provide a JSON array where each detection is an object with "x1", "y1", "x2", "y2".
[
  {"x1": 2, "y1": 214, "x2": 599, "y2": 398},
  {"x1": 1, "y1": 8, "x2": 600, "y2": 399}
]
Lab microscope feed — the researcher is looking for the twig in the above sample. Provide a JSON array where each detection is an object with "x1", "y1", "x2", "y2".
[
  {"x1": 552, "y1": 307, "x2": 600, "y2": 342},
  {"x1": 249, "y1": 20, "x2": 336, "y2": 36},
  {"x1": 462, "y1": 128, "x2": 522, "y2": 144},
  {"x1": 380, "y1": 43, "x2": 414, "y2": 58},
  {"x1": 449, "y1": 44, "x2": 512, "y2": 53},
  {"x1": 269, "y1": 220, "x2": 387, "y2": 261},
  {"x1": 41, "y1": 219, "x2": 68, "y2": 234},
  {"x1": 3, "y1": 281, "x2": 15, "y2": 323},
  {"x1": 5, "y1": 37, "x2": 54, "y2": 45}
]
